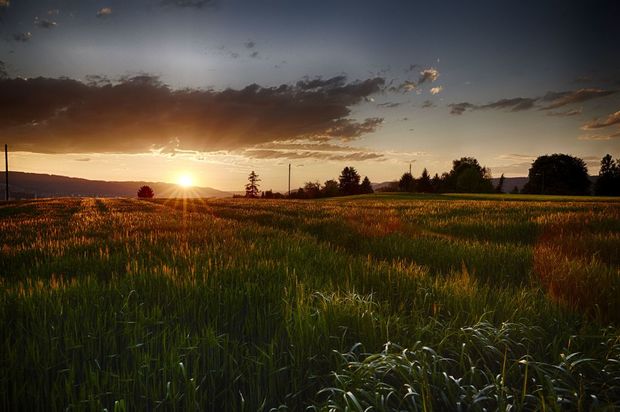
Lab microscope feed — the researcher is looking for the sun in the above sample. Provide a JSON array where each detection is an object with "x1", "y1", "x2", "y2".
[{"x1": 178, "y1": 174, "x2": 193, "y2": 188}]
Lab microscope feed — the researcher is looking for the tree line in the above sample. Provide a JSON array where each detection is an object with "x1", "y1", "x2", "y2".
[{"x1": 242, "y1": 152, "x2": 619, "y2": 199}]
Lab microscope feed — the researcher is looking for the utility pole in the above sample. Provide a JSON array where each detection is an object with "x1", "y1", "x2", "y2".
[
  {"x1": 409, "y1": 163, "x2": 412, "y2": 175},
  {"x1": 288, "y1": 163, "x2": 291, "y2": 197},
  {"x1": 4, "y1": 144, "x2": 8, "y2": 201}
]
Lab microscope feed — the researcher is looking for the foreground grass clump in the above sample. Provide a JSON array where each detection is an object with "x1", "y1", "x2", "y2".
[{"x1": 0, "y1": 196, "x2": 619, "y2": 410}]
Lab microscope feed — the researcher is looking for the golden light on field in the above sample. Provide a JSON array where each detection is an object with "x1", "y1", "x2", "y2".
[{"x1": 178, "y1": 174, "x2": 193, "y2": 188}]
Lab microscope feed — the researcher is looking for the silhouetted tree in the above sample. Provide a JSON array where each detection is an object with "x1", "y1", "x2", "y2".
[
  {"x1": 496, "y1": 173, "x2": 505, "y2": 193},
  {"x1": 523, "y1": 154, "x2": 590, "y2": 195},
  {"x1": 417, "y1": 168, "x2": 433, "y2": 193},
  {"x1": 322, "y1": 179, "x2": 340, "y2": 197},
  {"x1": 510, "y1": 186, "x2": 520, "y2": 194},
  {"x1": 399, "y1": 172, "x2": 415, "y2": 192},
  {"x1": 245, "y1": 170, "x2": 261, "y2": 198},
  {"x1": 338, "y1": 166, "x2": 361, "y2": 195},
  {"x1": 360, "y1": 176, "x2": 374, "y2": 194},
  {"x1": 137, "y1": 185, "x2": 154, "y2": 198},
  {"x1": 444, "y1": 157, "x2": 493, "y2": 193},
  {"x1": 594, "y1": 154, "x2": 620, "y2": 196},
  {"x1": 304, "y1": 181, "x2": 322, "y2": 198},
  {"x1": 431, "y1": 173, "x2": 442, "y2": 193}
]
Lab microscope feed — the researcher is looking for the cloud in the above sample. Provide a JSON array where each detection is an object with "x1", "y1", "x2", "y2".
[
  {"x1": 396, "y1": 67, "x2": 440, "y2": 93},
  {"x1": 242, "y1": 141, "x2": 385, "y2": 161},
  {"x1": 448, "y1": 102, "x2": 476, "y2": 115},
  {"x1": 418, "y1": 68, "x2": 439, "y2": 85},
  {"x1": 541, "y1": 88, "x2": 616, "y2": 110},
  {"x1": 96, "y1": 7, "x2": 112, "y2": 17},
  {"x1": 75, "y1": 158, "x2": 91, "y2": 162},
  {"x1": 35, "y1": 18, "x2": 57, "y2": 29},
  {"x1": 377, "y1": 102, "x2": 400, "y2": 108},
  {"x1": 0, "y1": 75, "x2": 385, "y2": 154},
  {"x1": 398, "y1": 80, "x2": 416, "y2": 92},
  {"x1": 479, "y1": 97, "x2": 537, "y2": 111},
  {"x1": 249, "y1": 51, "x2": 259, "y2": 58},
  {"x1": 448, "y1": 89, "x2": 615, "y2": 115},
  {"x1": 0, "y1": 60, "x2": 6, "y2": 78},
  {"x1": 12, "y1": 32, "x2": 32, "y2": 42},
  {"x1": 430, "y1": 86, "x2": 443, "y2": 95},
  {"x1": 578, "y1": 130, "x2": 620, "y2": 141},
  {"x1": 421, "y1": 100, "x2": 435, "y2": 108},
  {"x1": 546, "y1": 108, "x2": 582, "y2": 117},
  {"x1": 581, "y1": 110, "x2": 620, "y2": 130},
  {"x1": 244, "y1": 41, "x2": 255, "y2": 49}
]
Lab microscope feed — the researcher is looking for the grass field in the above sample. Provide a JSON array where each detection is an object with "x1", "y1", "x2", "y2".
[{"x1": 1, "y1": 196, "x2": 619, "y2": 410}]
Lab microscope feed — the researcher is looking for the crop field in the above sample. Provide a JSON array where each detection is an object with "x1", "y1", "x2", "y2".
[{"x1": 1, "y1": 196, "x2": 619, "y2": 411}]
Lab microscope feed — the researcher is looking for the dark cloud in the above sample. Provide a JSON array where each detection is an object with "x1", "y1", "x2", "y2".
[
  {"x1": 75, "y1": 158, "x2": 91, "y2": 162},
  {"x1": 448, "y1": 102, "x2": 476, "y2": 115},
  {"x1": 12, "y1": 32, "x2": 32, "y2": 42},
  {"x1": 479, "y1": 97, "x2": 537, "y2": 112},
  {"x1": 449, "y1": 88, "x2": 616, "y2": 115},
  {"x1": 541, "y1": 88, "x2": 616, "y2": 110},
  {"x1": 581, "y1": 110, "x2": 620, "y2": 130},
  {"x1": 244, "y1": 41, "x2": 255, "y2": 49},
  {"x1": 377, "y1": 102, "x2": 400, "y2": 108},
  {"x1": 35, "y1": 18, "x2": 57, "y2": 29},
  {"x1": 0, "y1": 75, "x2": 385, "y2": 154},
  {"x1": 249, "y1": 51, "x2": 259, "y2": 58}
]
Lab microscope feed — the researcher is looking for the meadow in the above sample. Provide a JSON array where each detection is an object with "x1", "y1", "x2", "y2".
[{"x1": 1, "y1": 195, "x2": 619, "y2": 411}]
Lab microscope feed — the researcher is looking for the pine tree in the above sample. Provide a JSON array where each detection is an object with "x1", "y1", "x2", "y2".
[
  {"x1": 399, "y1": 172, "x2": 415, "y2": 192},
  {"x1": 338, "y1": 166, "x2": 361, "y2": 195},
  {"x1": 417, "y1": 168, "x2": 433, "y2": 193},
  {"x1": 360, "y1": 176, "x2": 374, "y2": 194},
  {"x1": 245, "y1": 171, "x2": 261, "y2": 198}
]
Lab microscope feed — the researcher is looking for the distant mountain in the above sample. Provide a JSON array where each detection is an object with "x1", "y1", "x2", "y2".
[{"x1": 0, "y1": 171, "x2": 232, "y2": 199}]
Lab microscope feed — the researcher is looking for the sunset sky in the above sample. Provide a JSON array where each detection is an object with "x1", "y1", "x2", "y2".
[{"x1": 1, "y1": 0, "x2": 619, "y2": 191}]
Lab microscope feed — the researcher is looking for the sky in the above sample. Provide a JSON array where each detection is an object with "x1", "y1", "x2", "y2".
[{"x1": 1, "y1": 0, "x2": 619, "y2": 191}]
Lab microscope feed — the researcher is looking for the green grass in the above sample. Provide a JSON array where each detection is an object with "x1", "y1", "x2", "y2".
[{"x1": 1, "y1": 196, "x2": 619, "y2": 410}]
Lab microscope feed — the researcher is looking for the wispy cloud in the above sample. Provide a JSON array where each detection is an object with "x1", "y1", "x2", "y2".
[
  {"x1": 581, "y1": 110, "x2": 620, "y2": 130},
  {"x1": 96, "y1": 7, "x2": 112, "y2": 18},
  {"x1": 448, "y1": 88, "x2": 616, "y2": 115}
]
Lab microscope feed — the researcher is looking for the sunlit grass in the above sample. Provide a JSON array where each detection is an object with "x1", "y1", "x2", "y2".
[{"x1": 0, "y1": 196, "x2": 618, "y2": 410}]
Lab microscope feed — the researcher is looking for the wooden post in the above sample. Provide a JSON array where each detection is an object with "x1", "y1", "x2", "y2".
[{"x1": 4, "y1": 144, "x2": 8, "y2": 201}]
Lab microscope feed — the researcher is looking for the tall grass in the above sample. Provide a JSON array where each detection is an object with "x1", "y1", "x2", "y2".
[{"x1": 0, "y1": 196, "x2": 618, "y2": 410}]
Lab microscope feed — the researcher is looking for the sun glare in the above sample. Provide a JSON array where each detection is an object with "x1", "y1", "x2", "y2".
[{"x1": 178, "y1": 174, "x2": 193, "y2": 188}]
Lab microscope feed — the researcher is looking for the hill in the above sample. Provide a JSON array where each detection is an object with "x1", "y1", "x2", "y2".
[{"x1": 0, "y1": 171, "x2": 231, "y2": 199}]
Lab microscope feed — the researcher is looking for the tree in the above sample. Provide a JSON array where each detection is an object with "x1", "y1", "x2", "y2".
[
  {"x1": 496, "y1": 173, "x2": 505, "y2": 193},
  {"x1": 523, "y1": 154, "x2": 590, "y2": 195},
  {"x1": 322, "y1": 179, "x2": 340, "y2": 197},
  {"x1": 399, "y1": 172, "x2": 415, "y2": 192},
  {"x1": 338, "y1": 166, "x2": 361, "y2": 195},
  {"x1": 360, "y1": 176, "x2": 374, "y2": 194},
  {"x1": 417, "y1": 168, "x2": 433, "y2": 193},
  {"x1": 431, "y1": 173, "x2": 443, "y2": 193},
  {"x1": 303, "y1": 181, "x2": 322, "y2": 198},
  {"x1": 594, "y1": 154, "x2": 620, "y2": 196},
  {"x1": 245, "y1": 170, "x2": 261, "y2": 198},
  {"x1": 444, "y1": 157, "x2": 493, "y2": 193},
  {"x1": 137, "y1": 185, "x2": 154, "y2": 198}
]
